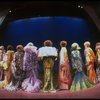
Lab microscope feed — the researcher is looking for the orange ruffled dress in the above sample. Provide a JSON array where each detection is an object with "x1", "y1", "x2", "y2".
[{"x1": 84, "y1": 47, "x2": 97, "y2": 84}]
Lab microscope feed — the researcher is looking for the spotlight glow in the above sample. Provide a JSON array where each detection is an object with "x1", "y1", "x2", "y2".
[
  {"x1": 9, "y1": 10, "x2": 11, "y2": 13},
  {"x1": 78, "y1": 5, "x2": 81, "y2": 8}
]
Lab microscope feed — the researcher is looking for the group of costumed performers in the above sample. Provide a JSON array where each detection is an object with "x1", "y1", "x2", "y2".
[{"x1": 0, "y1": 40, "x2": 99, "y2": 93}]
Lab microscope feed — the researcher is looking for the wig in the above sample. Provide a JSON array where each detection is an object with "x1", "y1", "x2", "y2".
[
  {"x1": 7, "y1": 45, "x2": 13, "y2": 51},
  {"x1": 60, "y1": 41, "x2": 67, "y2": 47},
  {"x1": 84, "y1": 41, "x2": 91, "y2": 46},
  {"x1": 43, "y1": 40, "x2": 53, "y2": 47},
  {"x1": 16, "y1": 45, "x2": 24, "y2": 51},
  {"x1": 95, "y1": 42, "x2": 100, "y2": 51}
]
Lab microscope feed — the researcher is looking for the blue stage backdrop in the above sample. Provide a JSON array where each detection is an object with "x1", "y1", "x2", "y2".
[{"x1": 2, "y1": 16, "x2": 98, "y2": 72}]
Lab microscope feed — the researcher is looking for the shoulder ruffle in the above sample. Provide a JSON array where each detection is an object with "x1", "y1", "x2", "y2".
[{"x1": 38, "y1": 46, "x2": 58, "y2": 57}]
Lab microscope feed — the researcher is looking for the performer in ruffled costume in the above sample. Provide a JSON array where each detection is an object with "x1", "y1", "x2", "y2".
[
  {"x1": 6, "y1": 45, "x2": 24, "y2": 91},
  {"x1": 70, "y1": 43, "x2": 93, "y2": 91},
  {"x1": 21, "y1": 42, "x2": 41, "y2": 92},
  {"x1": 0, "y1": 46, "x2": 6, "y2": 81},
  {"x1": 38, "y1": 40, "x2": 58, "y2": 92},
  {"x1": 0, "y1": 45, "x2": 14, "y2": 88},
  {"x1": 95, "y1": 42, "x2": 100, "y2": 82},
  {"x1": 84, "y1": 41, "x2": 97, "y2": 84},
  {"x1": 58, "y1": 41, "x2": 72, "y2": 90}
]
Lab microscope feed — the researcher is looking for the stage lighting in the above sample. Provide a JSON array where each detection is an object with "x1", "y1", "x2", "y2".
[
  {"x1": 9, "y1": 10, "x2": 12, "y2": 13},
  {"x1": 78, "y1": 5, "x2": 81, "y2": 8},
  {"x1": 81, "y1": 6, "x2": 83, "y2": 8}
]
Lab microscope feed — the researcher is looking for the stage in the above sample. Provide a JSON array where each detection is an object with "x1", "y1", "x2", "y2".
[
  {"x1": 0, "y1": 83, "x2": 100, "y2": 99},
  {"x1": 0, "y1": 1, "x2": 99, "y2": 99}
]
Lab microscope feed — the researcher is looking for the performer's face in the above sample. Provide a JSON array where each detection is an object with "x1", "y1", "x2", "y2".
[{"x1": 84, "y1": 44, "x2": 90, "y2": 48}]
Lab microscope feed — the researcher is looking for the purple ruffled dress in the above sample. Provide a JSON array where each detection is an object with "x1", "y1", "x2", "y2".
[{"x1": 22, "y1": 45, "x2": 41, "y2": 92}]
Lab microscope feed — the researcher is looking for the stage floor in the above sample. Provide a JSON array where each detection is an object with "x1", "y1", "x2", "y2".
[{"x1": 0, "y1": 83, "x2": 100, "y2": 99}]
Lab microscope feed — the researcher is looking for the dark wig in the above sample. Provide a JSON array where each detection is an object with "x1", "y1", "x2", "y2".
[{"x1": 7, "y1": 45, "x2": 13, "y2": 51}]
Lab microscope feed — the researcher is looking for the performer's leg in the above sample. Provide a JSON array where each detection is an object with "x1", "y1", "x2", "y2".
[
  {"x1": 49, "y1": 67, "x2": 56, "y2": 92},
  {"x1": 42, "y1": 69, "x2": 50, "y2": 91}
]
